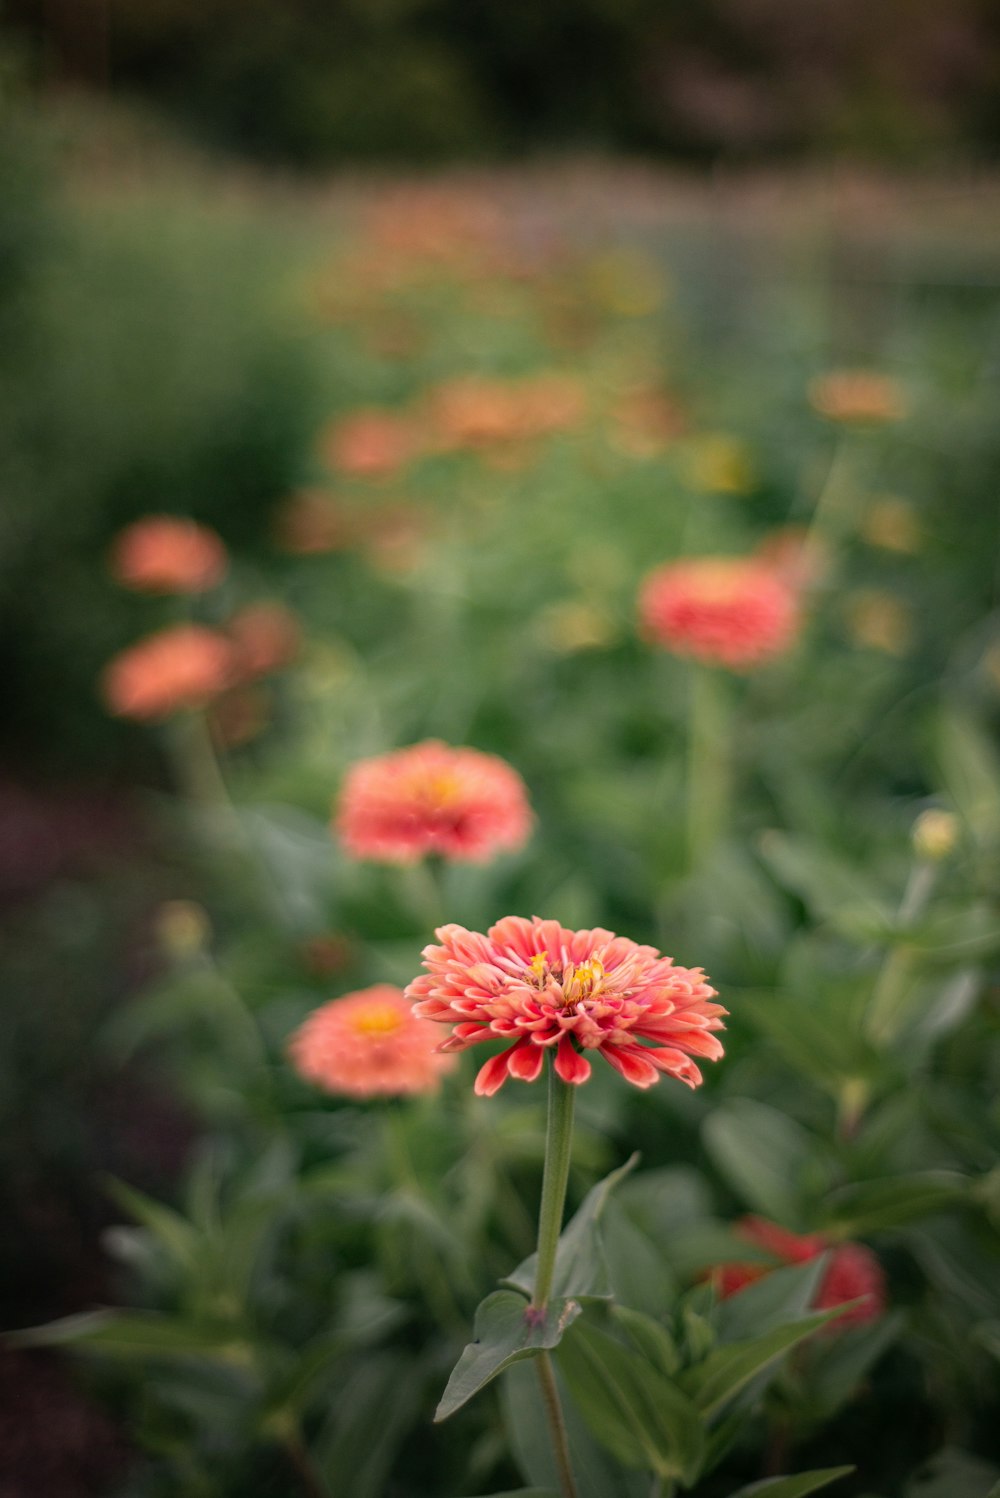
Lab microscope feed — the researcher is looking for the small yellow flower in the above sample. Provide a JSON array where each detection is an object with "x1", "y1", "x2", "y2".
[
  {"x1": 681, "y1": 434, "x2": 755, "y2": 495},
  {"x1": 911, "y1": 809, "x2": 959, "y2": 862},
  {"x1": 536, "y1": 600, "x2": 618, "y2": 653},
  {"x1": 156, "y1": 901, "x2": 211, "y2": 959}
]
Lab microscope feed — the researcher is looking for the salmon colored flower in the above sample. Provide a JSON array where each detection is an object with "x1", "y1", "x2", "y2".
[
  {"x1": 808, "y1": 370, "x2": 906, "y2": 425},
  {"x1": 101, "y1": 625, "x2": 235, "y2": 721},
  {"x1": 227, "y1": 602, "x2": 301, "y2": 680},
  {"x1": 640, "y1": 557, "x2": 800, "y2": 670},
  {"x1": 273, "y1": 490, "x2": 353, "y2": 555},
  {"x1": 289, "y1": 985, "x2": 455, "y2": 1099},
  {"x1": 713, "y1": 1217, "x2": 885, "y2": 1331},
  {"x1": 320, "y1": 409, "x2": 418, "y2": 479},
  {"x1": 754, "y1": 527, "x2": 829, "y2": 591},
  {"x1": 407, "y1": 915, "x2": 725, "y2": 1097},
  {"x1": 336, "y1": 741, "x2": 532, "y2": 865},
  {"x1": 109, "y1": 515, "x2": 227, "y2": 594}
]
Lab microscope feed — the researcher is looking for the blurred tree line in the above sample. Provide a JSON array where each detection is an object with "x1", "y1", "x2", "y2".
[{"x1": 4, "y1": 0, "x2": 1000, "y2": 165}]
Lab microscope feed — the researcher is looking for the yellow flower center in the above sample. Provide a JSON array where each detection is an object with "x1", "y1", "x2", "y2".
[
  {"x1": 352, "y1": 1004, "x2": 404, "y2": 1037},
  {"x1": 528, "y1": 951, "x2": 606, "y2": 1007}
]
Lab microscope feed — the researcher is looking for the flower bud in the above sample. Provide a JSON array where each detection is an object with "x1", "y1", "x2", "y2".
[{"x1": 912, "y1": 808, "x2": 959, "y2": 862}]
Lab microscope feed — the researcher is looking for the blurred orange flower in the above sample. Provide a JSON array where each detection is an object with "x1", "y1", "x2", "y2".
[
  {"x1": 109, "y1": 515, "x2": 227, "y2": 594},
  {"x1": 273, "y1": 490, "x2": 353, "y2": 555},
  {"x1": 808, "y1": 370, "x2": 906, "y2": 424},
  {"x1": 754, "y1": 527, "x2": 830, "y2": 591},
  {"x1": 320, "y1": 409, "x2": 418, "y2": 479},
  {"x1": 639, "y1": 557, "x2": 800, "y2": 670},
  {"x1": 335, "y1": 740, "x2": 532, "y2": 865},
  {"x1": 289, "y1": 984, "x2": 455, "y2": 1099},
  {"x1": 427, "y1": 372, "x2": 586, "y2": 452},
  {"x1": 101, "y1": 625, "x2": 235, "y2": 721},
  {"x1": 713, "y1": 1217, "x2": 885, "y2": 1332},
  {"x1": 227, "y1": 601, "x2": 301, "y2": 680}
]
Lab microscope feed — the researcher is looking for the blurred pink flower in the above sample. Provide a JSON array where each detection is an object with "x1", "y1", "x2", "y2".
[
  {"x1": 335, "y1": 740, "x2": 532, "y2": 865},
  {"x1": 407, "y1": 915, "x2": 724, "y2": 1096},
  {"x1": 227, "y1": 601, "x2": 301, "y2": 680},
  {"x1": 289, "y1": 984, "x2": 455, "y2": 1099},
  {"x1": 101, "y1": 625, "x2": 235, "y2": 721},
  {"x1": 714, "y1": 1216, "x2": 886, "y2": 1331},
  {"x1": 639, "y1": 556, "x2": 800, "y2": 670},
  {"x1": 109, "y1": 515, "x2": 227, "y2": 594},
  {"x1": 321, "y1": 409, "x2": 418, "y2": 479}
]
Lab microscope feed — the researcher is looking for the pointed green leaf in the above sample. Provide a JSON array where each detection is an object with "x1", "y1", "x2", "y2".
[
  {"x1": 502, "y1": 1358, "x2": 648, "y2": 1498},
  {"x1": 104, "y1": 1178, "x2": 199, "y2": 1268},
  {"x1": 726, "y1": 1467, "x2": 854, "y2": 1497},
  {"x1": 610, "y1": 1305, "x2": 681, "y2": 1378},
  {"x1": 436, "y1": 1291, "x2": 581, "y2": 1422},
  {"x1": 6, "y1": 1311, "x2": 251, "y2": 1362},
  {"x1": 557, "y1": 1318, "x2": 706, "y2": 1483},
  {"x1": 822, "y1": 1172, "x2": 968, "y2": 1235},
  {"x1": 808, "y1": 1312, "x2": 903, "y2": 1417},
  {"x1": 682, "y1": 1306, "x2": 849, "y2": 1418},
  {"x1": 504, "y1": 1154, "x2": 639, "y2": 1302},
  {"x1": 714, "y1": 1257, "x2": 828, "y2": 1344}
]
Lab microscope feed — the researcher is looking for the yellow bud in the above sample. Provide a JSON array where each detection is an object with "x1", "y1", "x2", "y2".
[
  {"x1": 911, "y1": 808, "x2": 959, "y2": 862},
  {"x1": 156, "y1": 900, "x2": 211, "y2": 958}
]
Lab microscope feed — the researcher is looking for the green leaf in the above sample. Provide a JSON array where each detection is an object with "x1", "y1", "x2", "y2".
[
  {"x1": 714, "y1": 1257, "x2": 828, "y2": 1344},
  {"x1": 726, "y1": 1467, "x2": 854, "y2": 1497},
  {"x1": 702, "y1": 1101, "x2": 814, "y2": 1223},
  {"x1": 682, "y1": 1306, "x2": 848, "y2": 1418},
  {"x1": 756, "y1": 831, "x2": 887, "y2": 934},
  {"x1": 822, "y1": 1172, "x2": 968, "y2": 1235},
  {"x1": 6, "y1": 1311, "x2": 252, "y2": 1362},
  {"x1": 501, "y1": 1358, "x2": 648, "y2": 1498},
  {"x1": 436, "y1": 1291, "x2": 581, "y2": 1422},
  {"x1": 739, "y1": 989, "x2": 884, "y2": 1094},
  {"x1": 456, "y1": 1491, "x2": 558, "y2": 1497},
  {"x1": 104, "y1": 1179, "x2": 199, "y2": 1268},
  {"x1": 934, "y1": 711, "x2": 1000, "y2": 845},
  {"x1": 557, "y1": 1318, "x2": 706, "y2": 1483},
  {"x1": 610, "y1": 1305, "x2": 681, "y2": 1378},
  {"x1": 808, "y1": 1313, "x2": 904, "y2": 1418},
  {"x1": 504, "y1": 1154, "x2": 639, "y2": 1302}
]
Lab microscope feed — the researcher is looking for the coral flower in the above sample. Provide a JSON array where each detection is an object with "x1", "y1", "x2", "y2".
[
  {"x1": 714, "y1": 1217, "x2": 885, "y2": 1331},
  {"x1": 407, "y1": 915, "x2": 725, "y2": 1096},
  {"x1": 109, "y1": 515, "x2": 227, "y2": 594},
  {"x1": 639, "y1": 557, "x2": 800, "y2": 670},
  {"x1": 101, "y1": 625, "x2": 235, "y2": 721},
  {"x1": 336, "y1": 741, "x2": 532, "y2": 865},
  {"x1": 289, "y1": 985, "x2": 455, "y2": 1100},
  {"x1": 273, "y1": 490, "x2": 353, "y2": 555},
  {"x1": 321, "y1": 409, "x2": 418, "y2": 479},
  {"x1": 227, "y1": 601, "x2": 301, "y2": 680},
  {"x1": 808, "y1": 371, "x2": 906, "y2": 425}
]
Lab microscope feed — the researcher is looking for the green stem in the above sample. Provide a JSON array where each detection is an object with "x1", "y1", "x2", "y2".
[
  {"x1": 864, "y1": 859, "x2": 938, "y2": 1046},
  {"x1": 535, "y1": 1350, "x2": 579, "y2": 1498},
  {"x1": 530, "y1": 1060, "x2": 580, "y2": 1498},
  {"x1": 167, "y1": 708, "x2": 233, "y2": 811},
  {"x1": 531, "y1": 1061, "x2": 576, "y2": 1312},
  {"x1": 686, "y1": 663, "x2": 730, "y2": 873}
]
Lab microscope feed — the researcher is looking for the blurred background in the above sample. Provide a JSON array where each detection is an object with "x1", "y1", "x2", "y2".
[{"x1": 1, "y1": 3, "x2": 999, "y2": 1496}]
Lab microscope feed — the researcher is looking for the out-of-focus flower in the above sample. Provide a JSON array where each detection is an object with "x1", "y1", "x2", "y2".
[
  {"x1": 808, "y1": 371, "x2": 906, "y2": 425},
  {"x1": 320, "y1": 409, "x2": 418, "y2": 479},
  {"x1": 861, "y1": 497, "x2": 923, "y2": 554},
  {"x1": 844, "y1": 590, "x2": 913, "y2": 655},
  {"x1": 639, "y1": 557, "x2": 800, "y2": 670},
  {"x1": 155, "y1": 900, "x2": 211, "y2": 959},
  {"x1": 609, "y1": 387, "x2": 687, "y2": 458},
  {"x1": 407, "y1": 915, "x2": 724, "y2": 1097},
  {"x1": 361, "y1": 505, "x2": 430, "y2": 578},
  {"x1": 912, "y1": 808, "x2": 959, "y2": 862},
  {"x1": 535, "y1": 600, "x2": 617, "y2": 653},
  {"x1": 273, "y1": 490, "x2": 353, "y2": 555},
  {"x1": 208, "y1": 685, "x2": 272, "y2": 749},
  {"x1": 681, "y1": 434, "x2": 755, "y2": 495},
  {"x1": 754, "y1": 527, "x2": 830, "y2": 591},
  {"x1": 427, "y1": 373, "x2": 585, "y2": 452},
  {"x1": 713, "y1": 1217, "x2": 885, "y2": 1332},
  {"x1": 109, "y1": 515, "x2": 227, "y2": 594},
  {"x1": 289, "y1": 985, "x2": 455, "y2": 1099},
  {"x1": 336, "y1": 740, "x2": 532, "y2": 865},
  {"x1": 101, "y1": 625, "x2": 235, "y2": 721},
  {"x1": 301, "y1": 932, "x2": 354, "y2": 979},
  {"x1": 227, "y1": 602, "x2": 301, "y2": 681}
]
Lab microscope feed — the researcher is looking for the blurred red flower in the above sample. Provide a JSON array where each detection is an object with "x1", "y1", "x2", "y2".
[
  {"x1": 101, "y1": 625, "x2": 235, "y2": 722},
  {"x1": 639, "y1": 556, "x2": 800, "y2": 670},
  {"x1": 109, "y1": 515, "x2": 227, "y2": 594},
  {"x1": 713, "y1": 1216, "x2": 886, "y2": 1331}
]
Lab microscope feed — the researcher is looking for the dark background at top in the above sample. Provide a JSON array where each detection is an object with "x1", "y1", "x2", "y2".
[{"x1": 5, "y1": 0, "x2": 1000, "y2": 166}]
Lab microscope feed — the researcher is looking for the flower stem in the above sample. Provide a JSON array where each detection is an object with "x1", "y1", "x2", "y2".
[
  {"x1": 535, "y1": 1350, "x2": 579, "y2": 1498},
  {"x1": 531, "y1": 1059, "x2": 579, "y2": 1498},
  {"x1": 531, "y1": 1060, "x2": 576, "y2": 1312},
  {"x1": 686, "y1": 663, "x2": 730, "y2": 873}
]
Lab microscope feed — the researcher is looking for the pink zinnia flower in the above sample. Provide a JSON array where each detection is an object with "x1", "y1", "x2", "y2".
[
  {"x1": 639, "y1": 557, "x2": 800, "y2": 670},
  {"x1": 335, "y1": 741, "x2": 532, "y2": 865},
  {"x1": 289, "y1": 985, "x2": 455, "y2": 1099},
  {"x1": 713, "y1": 1216, "x2": 886, "y2": 1331},
  {"x1": 101, "y1": 625, "x2": 236, "y2": 721},
  {"x1": 109, "y1": 516, "x2": 227, "y2": 594},
  {"x1": 406, "y1": 915, "x2": 725, "y2": 1096}
]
